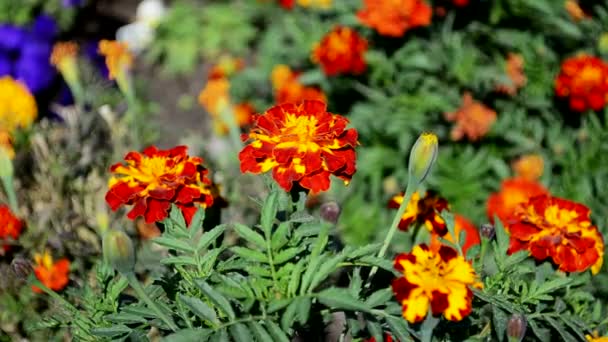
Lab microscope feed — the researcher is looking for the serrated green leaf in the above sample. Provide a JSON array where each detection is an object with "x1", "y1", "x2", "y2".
[
  {"x1": 154, "y1": 236, "x2": 194, "y2": 253},
  {"x1": 231, "y1": 246, "x2": 268, "y2": 263},
  {"x1": 365, "y1": 288, "x2": 394, "y2": 308},
  {"x1": 104, "y1": 312, "x2": 148, "y2": 324},
  {"x1": 271, "y1": 222, "x2": 291, "y2": 250},
  {"x1": 296, "y1": 297, "x2": 311, "y2": 325},
  {"x1": 230, "y1": 323, "x2": 253, "y2": 342},
  {"x1": 268, "y1": 298, "x2": 293, "y2": 313},
  {"x1": 162, "y1": 329, "x2": 213, "y2": 342},
  {"x1": 210, "y1": 329, "x2": 228, "y2": 342},
  {"x1": 300, "y1": 254, "x2": 327, "y2": 295},
  {"x1": 346, "y1": 243, "x2": 382, "y2": 259},
  {"x1": 367, "y1": 320, "x2": 383, "y2": 342},
  {"x1": 234, "y1": 223, "x2": 266, "y2": 249},
  {"x1": 265, "y1": 320, "x2": 290, "y2": 342},
  {"x1": 316, "y1": 287, "x2": 371, "y2": 313},
  {"x1": 503, "y1": 251, "x2": 529, "y2": 269},
  {"x1": 261, "y1": 190, "x2": 279, "y2": 237},
  {"x1": 273, "y1": 247, "x2": 301, "y2": 264},
  {"x1": 307, "y1": 253, "x2": 345, "y2": 293},
  {"x1": 249, "y1": 321, "x2": 273, "y2": 342},
  {"x1": 196, "y1": 280, "x2": 236, "y2": 320},
  {"x1": 385, "y1": 315, "x2": 414, "y2": 342},
  {"x1": 281, "y1": 300, "x2": 299, "y2": 331},
  {"x1": 289, "y1": 259, "x2": 304, "y2": 296},
  {"x1": 188, "y1": 207, "x2": 206, "y2": 237},
  {"x1": 178, "y1": 294, "x2": 219, "y2": 325},
  {"x1": 161, "y1": 256, "x2": 198, "y2": 266},
  {"x1": 197, "y1": 225, "x2": 226, "y2": 251},
  {"x1": 492, "y1": 306, "x2": 508, "y2": 342},
  {"x1": 545, "y1": 316, "x2": 577, "y2": 342},
  {"x1": 169, "y1": 204, "x2": 187, "y2": 228},
  {"x1": 494, "y1": 217, "x2": 509, "y2": 257},
  {"x1": 90, "y1": 325, "x2": 132, "y2": 338}
]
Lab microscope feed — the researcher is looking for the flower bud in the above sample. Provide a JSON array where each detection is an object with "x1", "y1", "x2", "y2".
[
  {"x1": 11, "y1": 257, "x2": 32, "y2": 280},
  {"x1": 103, "y1": 229, "x2": 135, "y2": 274},
  {"x1": 408, "y1": 132, "x2": 438, "y2": 187},
  {"x1": 320, "y1": 201, "x2": 341, "y2": 224},
  {"x1": 480, "y1": 223, "x2": 495, "y2": 240},
  {"x1": 507, "y1": 313, "x2": 527, "y2": 342},
  {"x1": 0, "y1": 147, "x2": 13, "y2": 179}
]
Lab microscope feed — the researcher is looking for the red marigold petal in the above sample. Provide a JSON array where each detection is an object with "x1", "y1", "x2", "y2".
[
  {"x1": 300, "y1": 99, "x2": 327, "y2": 115},
  {"x1": 123, "y1": 151, "x2": 143, "y2": 163},
  {"x1": 298, "y1": 171, "x2": 331, "y2": 193},
  {"x1": 142, "y1": 145, "x2": 159, "y2": 157},
  {"x1": 175, "y1": 185, "x2": 202, "y2": 204},
  {"x1": 144, "y1": 199, "x2": 171, "y2": 223},
  {"x1": 127, "y1": 198, "x2": 148, "y2": 220},
  {"x1": 438, "y1": 245, "x2": 458, "y2": 262},
  {"x1": 507, "y1": 238, "x2": 528, "y2": 255},
  {"x1": 149, "y1": 187, "x2": 176, "y2": 201},
  {"x1": 106, "y1": 182, "x2": 141, "y2": 210},
  {"x1": 178, "y1": 204, "x2": 198, "y2": 226},
  {"x1": 391, "y1": 276, "x2": 418, "y2": 302},
  {"x1": 394, "y1": 252, "x2": 416, "y2": 271},
  {"x1": 430, "y1": 290, "x2": 449, "y2": 315},
  {"x1": 509, "y1": 222, "x2": 541, "y2": 241}
]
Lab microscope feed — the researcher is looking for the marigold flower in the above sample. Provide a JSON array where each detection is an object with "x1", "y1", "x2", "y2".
[
  {"x1": 392, "y1": 244, "x2": 482, "y2": 323},
  {"x1": 0, "y1": 205, "x2": 23, "y2": 254},
  {"x1": 430, "y1": 215, "x2": 481, "y2": 255},
  {"x1": 239, "y1": 100, "x2": 358, "y2": 193},
  {"x1": 50, "y1": 42, "x2": 79, "y2": 79},
  {"x1": 198, "y1": 77, "x2": 231, "y2": 117},
  {"x1": 208, "y1": 56, "x2": 245, "y2": 80},
  {"x1": 507, "y1": 195, "x2": 604, "y2": 274},
  {"x1": 486, "y1": 178, "x2": 549, "y2": 224},
  {"x1": 555, "y1": 55, "x2": 608, "y2": 112},
  {"x1": 586, "y1": 331, "x2": 608, "y2": 342},
  {"x1": 444, "y1": 92, "x2": 497, "y2": 141},
  {"x1": 278, "y1": 0, "x2": 295, "y2": 9},
  {"x1": 98, "y1": 40, "x2": 133, "y2": 80},
  {"x1": 32, "y1": 251, "x2": 70, "y2": 293},
  {"x1": 105, "y1": 146, "x2": 215, "y2": 224},
  {"x1": 388, "y1": 191, "x2": 449, "y2": 235},
  {"x1": 297, "y1": 0, "x2": 332, "y2": 8},
  {"x1": 512, "y1": 154, "x2": 544, "y2": 181},
  {"x1": 0, "y1": 76, "x2": 37, "y2": 135},
  {"x1": 565, "y1": 0, "x2": 589, "y2": 21},
  {"x1": 496, "y1": 53, "x2": 527, "y2": 95},
  {"x1": 312, "y1": 26, "x2": 367, "y2": 76},
  {"x1": 271, "y1": 65, "x2": 326, "y2": 104},
  {"x1": 357, "y1": 0, "x2": 432, "y2": 37}
]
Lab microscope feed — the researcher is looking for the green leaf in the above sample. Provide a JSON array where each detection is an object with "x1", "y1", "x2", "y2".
[
  {"x1": 316, "y1": 287, "x2": 371, "y2": 313},
  {"x1": 268, "y1": 298, "x2": 293, "y2": 313},
  {"x1": 197, "y1": 225, "x2": 226, "y2": 251},
  {"x1": 210, "y1": 329, "x2": 228, "y2": 342},
  {"x1": 492, "y1": 306, "x2": 508, "y2": 342},
  {"x1": 288, "y1": 259, "x2": 305, "y2": 296},
  {"x1": 271, "y1": 222, "x2": 291, "y2": 250},
  {"x1": 249, "y1": 321, "x2": 273, "y2": 342},
  {"x1": 493, "y1": 217, "x2": 509, "y2": 257},
  {"x1": 346, "y1": 243, "x2": 382, "y2": 259},
  {"x1": 154, "y1": 236, "x2": 194, "y2": 253},
  {"x1": 367, "y1": 320, "x2": 384, "y2": 342},
  {"x1": 296, "y1": 297, "x2": 311, "y2": 325},
  {"x1": 300, "y1": 254, "x2": 327, "y2": 295},
  {"x1": 261, "y1": 190, "x2": 279, "y2": 238},
  {"x1": 188, "y1": 207, "x2": 206, "y2": 237},
  {"x1": 265, "y1": 320, "x2": 290, "y2": 342},
  {"x1": 90, "y1": 325, "x2": 132, "y2": 338},
  {"x1": 195, "y1": 280, "x2": 236, "y2": 320},
  {"x1": 307, "y1": 253, "x2": 345, "y2": 292},
  {"x1": 273, "y1": 247, "x2": 301, "y2": 264},
  {"x1": 231, "y1": 246, "x2": 268, "y2": 263},
  {"x1": 385, "y1": 315, "x2": 414, "y2": 342},
  {"x1": 162, "y1": 329, "x2": 213, "y2": 342},
  {"x1": 281, "y1": 300, "x2": 299, "y2": 331},
  {"x1": 161, "y1": 256, "x2": 198, "y2": 266},
  {"x1": 545, "y1": 316, "x2": 577, "y2": 342},
  {"x1": 230, "y1": 323, "x2": 253, "y2": 342},
  {"x1": 502, "y1": 251, "x2": 529, "y2": 269},
  {"x1": 234, "y1": 223, "x2": 266, "y2": 249},
  {"x1": 365, "y1": 288, "x2": 394, "y2": 308},
  {"x1": 104, "y1": 312, "x2": 148, "y2": 324},
  {"x1": 169, "y1": 204, "x2": 187, "y2": 228},
  {"x1": 178, "y1": 294, "x2": 219, "y2": 325}
]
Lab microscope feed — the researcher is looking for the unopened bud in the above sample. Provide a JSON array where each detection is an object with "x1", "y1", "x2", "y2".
[
  {"x1": 11, "y1": 257, "x2": 32, "y2": 280},
  {"x1": 320, "y1": 201, "x2": 341, "y2": 224},
  {"x1": 103, "y1": 229, "x2": 135, "y2": 274},
  {"x1": 408, "y1": 132, "x2": 438, "y2": 187},
  {"x1": 507, "y1": 313, "x2": 527, "y2": 342},
  {"x1": 480, "y1": 223, "x2": 495, "y2": 240}
]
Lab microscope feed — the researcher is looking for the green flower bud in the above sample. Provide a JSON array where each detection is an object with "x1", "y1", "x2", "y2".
[
  {"x1": 103, "y1": 229, "x2": 135, "y2": 274},
  {"x1": 408, "y1": 132, "x2": 438, "y2": 187}
]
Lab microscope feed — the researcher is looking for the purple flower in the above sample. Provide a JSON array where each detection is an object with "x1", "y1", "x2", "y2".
[
  {"x1": 62, "y1": 0, "x2": 83, "y2": 7},
  {"x1": 0, "y1": 25, "x2": 25, "y2": 52},
  {"x1": 32, "y1": 15, "x2": 58, "y2": 40},
  {"x1": 14, "y1": 58, "x2": 55, "y2": 93},
  {"x1": 0, "y1": 53, "x2": 11, "y2": 75}
]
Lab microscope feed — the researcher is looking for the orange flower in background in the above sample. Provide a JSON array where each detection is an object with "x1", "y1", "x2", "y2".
[
  {"x1": 271, "y1": 65, "x2": 326, "y2": 104},
  {"x1": 239, "y1": 100, "x2": 358, "y2": 193},
  {"x1": 388, "y1": 191, "x2": 449, "y2": 235},
  {"x1": 98, "y1": 40, "x2": 133, "y2": 80},
  {"x1": 0, "y1": 205, "x2": 23, "y2": 254},
  {"x1": 392, "y1": 244, "x2": 482, "y2": 323},
  {"x1": 212, "y1": 102, "x2": 257, "y2": 135},
  {"x1": 565, "y1": 0, "x2": 589, "y2": 21},
  {"x1": 208, "y1": 56, "x2": 245, "y2": 80},
  {"x1": 430, "y1": 215, "x2": 481, "y2": 255},
  {"x1": 312, "y1": 26, "x2": 368, "y2": 76},
  {"x1": 279, "y1": 0, "x2": 295, "y2": 9},
  {"x1": 555, "y1": 55, "x2": 608, "y2": 112},
  {"x1": 444, "y1": 92, "x2": 497, "y2": 141},
  {"x1": 496, "y1": 53, "x2": 527, "y2": 95},
  {"x1": 512, "y1": 154, "x2": 544, "y2": 181},
  {"x1": 105, "y1": 146, "x2": 214, "y2": 224},
  {"x1": 507, "y1": 195, "x2": 604, "y2": 274},
  {"x1": 357, "y1": 0, "x2": 432, "y2": 37},
  {"x1": 0, "y1": 131, "x2": 14, "y2": 159},
  {"x1": 487, "y1": 178, "x2": 549, "y2": 224},
  {"x1": 198, "y1": 77, "x2": 231, "y2": 116},
  {"x1": 32, "y1": 251, "x2": 70, "y2": 293},
  {"x1": 50, "y1": 41, "x2": 78, "y2": 71}
]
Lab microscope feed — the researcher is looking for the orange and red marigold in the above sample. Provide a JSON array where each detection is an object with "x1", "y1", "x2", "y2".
[
  {"x1": 105, "y1": 146, "x2": 214, "y2": 224},
  {"x1": 507, "y1": 195, "x2": 604, "y2": 274},
  {"x1": 0, "y1": 205, "x2": 23, "y2": 254},
  {"x1": 312, "y1": 26, "x2": 368, "y2": 76},
  {"x1": 487, "y1": 177, "x2": 549, "y2": 224},
  {"x1": 388, "y1": 191, "x2": 449, "y2": 236},
  {"x1": 271, "y1": 65, "x2": 326, "y2": 104},
  {"x1": 430, "y1": 214, "x2": 481, "y2": 256},
  {"x1": 555, "y1": 54, "x2": 608, "y2": 112},
  {"x1": 32, "y1": 251, "x2": 70, "y2": 293},
  {"x1": 392, "y1": 244, "x2": 482, "y2": 323},
  {"x1": 239, "y1": 100, "x2": 358, "y2": 193},
  {"x1": 444, "y1": 92, "x2": 497, "y2": 142},
  {"x1": 357, "y1": 0, "x2": 432, "y2": 37}
]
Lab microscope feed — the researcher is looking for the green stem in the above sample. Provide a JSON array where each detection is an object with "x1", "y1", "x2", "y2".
[
  {"x1": 1, "y1": 175, "x2": 18, "y2": 213},
  {"x1": 31, "y1": 278, "x2": 79, "y2": 313},
  {"x1": 366, "y1": 186, "x2": 416, "y2": 283},
  {"x1": 125, "y1": 272, "x2": 178, "y2": 331}
]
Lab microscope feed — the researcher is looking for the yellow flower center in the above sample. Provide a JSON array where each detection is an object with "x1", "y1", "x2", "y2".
[
  {"x1": 523, "y1": 204, "x2": 590, "y2": 243},
  {"x1": 34, "y1": 251, "x2": 54, "y2": 270}
]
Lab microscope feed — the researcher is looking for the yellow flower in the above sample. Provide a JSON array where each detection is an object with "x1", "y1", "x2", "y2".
[
  {"x1": 198, "y1": 78, "x2": 231, "y2": 117},
  {"x1": 586, "y1": 331, "x2": 608, "y2": 342},
  {"x1": 0, "y1": 76, "x2": 37, "y2": 135},
  {"x1": 392, "y1": 244, "x2": 482, "y2": 323},
  {"x1": 98, "y1": 40, "x2": 133, "y2": 81},
  {"x1": 297, "y1": 0, "x2": 332, "y2": 9}
]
